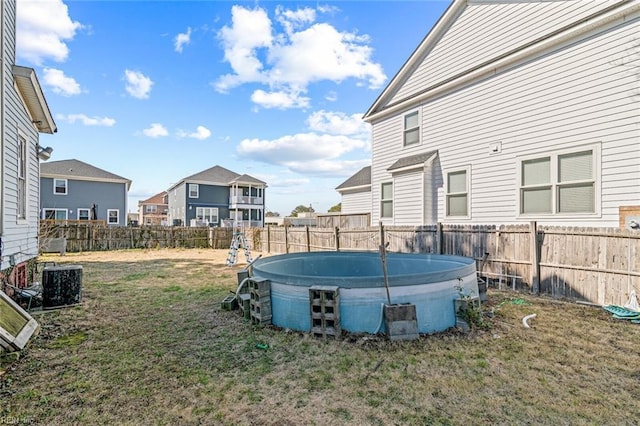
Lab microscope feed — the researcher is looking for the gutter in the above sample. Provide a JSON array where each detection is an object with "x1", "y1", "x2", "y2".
[{"x1": 365, "y1": 1, "x2": 640, "y2": 123}]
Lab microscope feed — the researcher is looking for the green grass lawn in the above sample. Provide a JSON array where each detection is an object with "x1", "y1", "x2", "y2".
[{"x1": 1, "y1": 249, "x2": 639, "y2": 425}]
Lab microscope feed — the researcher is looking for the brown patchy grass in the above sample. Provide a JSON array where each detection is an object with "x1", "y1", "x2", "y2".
[{"x1": 1, "y1": 248, "x2": 639, "y2": 425}]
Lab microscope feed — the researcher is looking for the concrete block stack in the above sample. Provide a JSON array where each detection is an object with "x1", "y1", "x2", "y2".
[
  {"x1": 309, "y1": 285, "x2": 341, "y2": 338},
  {"x1": 249, "y1": 279, "x2": 271, "y2": 325}
]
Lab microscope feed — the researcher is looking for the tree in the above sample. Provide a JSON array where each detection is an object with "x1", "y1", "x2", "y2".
[
  {"x1": 290, "y1": 204, "x2": 315, "y2": 217},
  {"x1": 328, "y1": 202, "x2": 341, "y2": 212},
  {"x1": 265, "y1": 211, "x2": 280, "y2": 217}
]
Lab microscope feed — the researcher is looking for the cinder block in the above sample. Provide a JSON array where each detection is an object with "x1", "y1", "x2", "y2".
[
  {"x1": 250, "y1": 299, "x2": 272, "y2": 317},
  {"x1": 238, "y1": 293, "x2": 251, "y2": 319},
  {"x1": 221, "y1": 295, "x2": 238, "y2": 311},
  {"x1": 250, "y1": 312, "x2": 272, "y2": 325},
  {"x1": 248, "y1": 279, "x2": 270, "y2": 297},
  {"x1": 311, "y1": 324, "x2": 341, "y2": 338},
  {"x1": 308, "y1": 285, "x2": 341, "y2": 338}
]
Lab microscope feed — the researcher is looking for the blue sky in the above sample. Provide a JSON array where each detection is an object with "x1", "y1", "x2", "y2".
[{"x1": 18, "y1": 0, "x2": 450, "y2": 216}]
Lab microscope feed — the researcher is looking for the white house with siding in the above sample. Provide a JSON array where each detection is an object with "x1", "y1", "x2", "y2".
[
  {"x1": 335, "y1": 166, "x2": 372, "y2": 215},
  {"x1": 363, "y1": 0, "x2": 640, "y2": 228},
  {"x1": 1, "y1": 0, "x2": 56, "y2": 278}
]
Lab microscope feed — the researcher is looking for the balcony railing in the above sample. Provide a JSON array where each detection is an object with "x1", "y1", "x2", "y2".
[
  {"x1": 229, "y1": 196, "x2": 263, "y2": 205},
  {"x1": 221, "y1": 219, "x2": 262, "y2": 228}
]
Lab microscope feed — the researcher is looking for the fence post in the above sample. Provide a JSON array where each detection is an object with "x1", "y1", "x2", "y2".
[
  {"x1": 306, "y1": 226, "x2": 311, "y2": 252},
  {"x1": 334, "y1": 226, "x2": 340, "y2": 252},
  {"x1": 530, "y1": 221, "x2": 540, "y2": 294},
  {"x1": 436, "y1": 222, "x2": 443, "y2": 254},
  {"x1": 284, "y1": 225, "x2": 289, "y2": 254},
  {"x1": 267, "y1": 225, "x2": 271, "y2": 253}
]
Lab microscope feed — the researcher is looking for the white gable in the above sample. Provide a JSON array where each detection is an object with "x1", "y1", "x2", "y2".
[{"x1": 376, "y1": 0, "x2": 624, "y2": 113}]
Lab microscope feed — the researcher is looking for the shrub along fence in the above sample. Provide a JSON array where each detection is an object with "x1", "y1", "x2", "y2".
[{"x1": 257, "y1": 223, "x2": 640, "y2": 306}]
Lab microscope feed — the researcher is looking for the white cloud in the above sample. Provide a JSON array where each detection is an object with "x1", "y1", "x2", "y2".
[
  {"x1": 142, "y1": 123, "x2": 168, "y2": 138},
  {"x1": 214, "y1": 6, "x2": 272, "y2": 92},
  {"x1": 267, "y1": 23, "x2": 385, "y2": 88},
  {"x1": 275, "y1": 6, "x2": 316, "y2": 35},
  {"x1": 237, "y1": 109, "x2": 371, "y2": 176},
  {"x1": 174, "y1": 27, "x2": 192, "y2": 53},
  {"x1": 16, "y1": 0, "x2": 83, "y2": 65},
  {"x1": 282, "y1": 158, "x2": 370, "y2": 176},
  {"x1": 214, "y1": 5, "x2": 386, "y2": 108},
  {"x1": 258, "y1": 176, "x2": 310, "y2": 187},
  {"x1": 57, "y1": 113, "x2": 115, "y2": 127},
  {"x1": 325, "y1": 91, "x2": 338, "y2": 102},
  {"x1": 251, "y1": 89, "x2": 310, "y2": 110},
  {"x1": 43, "y1": 68, "x2": 81, "y2": 96},
  {"x1": 306, "y1": 110, "x2": 369, "y2": 137},
  {"x1": 177, "y1": 125, "x2": 211, "y2": 140},
  {"x1": 124, "y1": 69, "x2": 153, "y2": 99},
  {"x1": 237, "y1": 132, "x2": 367, "y2": 176}
]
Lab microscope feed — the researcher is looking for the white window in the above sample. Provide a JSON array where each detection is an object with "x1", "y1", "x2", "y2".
[
  {"x1": 78, "y1": 208, "x2": 90, "y2": 221},
  {"x1": 520, "y1": 147, "x2": 597, "y2": 215},
  {"x1": 188, "y1": 184, "x2": 199, "y2": 198},
  {"x1": 380, "y1": 182, "x2": 393, "y2": 218},
  {"x1": 17, "y1": 135, "x2": 27, "y2": 219},
  {"x1": 107, "y1": 209, "x2": 119, "y2": 224},
  {"x1": 446, "y1": 168, "x2": 470, "y2": 218},
  {"x1": 43, "y1": 209, "x2": 67, "y2": 220},
  {"x1": 403, "y1": 110, "x2": 420, "y2": 146},
  {"x1": 54, "y1": 178, "x2": 67, "y2": 195},
  {"x1": 145, "y1": 205, "x2": 157, "y2": 213},
  {"x1": 196, "y1": 207, "x2": 219, "y2": 224}
]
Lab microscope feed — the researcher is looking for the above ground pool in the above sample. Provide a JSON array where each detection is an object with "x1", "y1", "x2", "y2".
[{"x1": 250, "y1": 251, "x2": 478, "y2": 334}]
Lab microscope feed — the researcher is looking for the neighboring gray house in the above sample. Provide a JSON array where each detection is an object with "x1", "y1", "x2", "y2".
[
  {"x1": 0, "y1": 0, "x2": 56, "y2": 279},
  {"x1": 363, "y1": 0, "x2": 640, "y2": 228},
  {"x1": 40, "y1": 159, "x2": 131, "y2": 226},
  {"x1": 167, "y1": 165, "x2": 266, "y2": 228},
  {"x1": 336, "y1": 166, "x2": 371, "y2": 215}
]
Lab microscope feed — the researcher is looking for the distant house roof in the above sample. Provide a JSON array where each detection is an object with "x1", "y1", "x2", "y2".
[
  {"x1": 169, "y1": 165, "x2": 265, "y2": 190},
  {"x1": 231, "y1": 174, "x2": 267, "y2": 185},
  {"x1": 139, "y1": 191, "x2": 167, "y2": 206},
  {"x1": 387, "y1": 150, "x2": 438, "y2": 172},
  {"x1": 336, "y1": 166, "x2": 371, "y2": 192},
  {"x1": 12, "y1": 65, "x2": 57, "y2": 134},
  {"x1": 40, "y1": 159, "x2": 132, "y2": 190}
]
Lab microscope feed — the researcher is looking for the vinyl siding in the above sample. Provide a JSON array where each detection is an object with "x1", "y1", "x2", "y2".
[
  {"x1": 372, "y1": 12, "x2": 639, "y2": 227},
  {"x1": 393, "y1": 171, "x2": 424, "y2": 225},
  {"x1": 341, "y1": 190, "x2": 371, "y2": 214},
  {"x1": 40, "y1": 178, "x2": 127, "y2": 224},
  {"x1": 1, "y1": 0, "x2": 42, "y2": 269},
  {"x1": 169, "y1": 183, "x2": 187, "y2": 225},
  {"x1": 184, "y1": 184, "x2": 230, "y2": 225},
  {"x1": 390, "y1": 0, "x2": 622, "y2": 105}
]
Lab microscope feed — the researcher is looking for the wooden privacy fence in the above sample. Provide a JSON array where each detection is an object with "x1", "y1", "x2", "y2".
[
  {"x1": 39, "y1": 222, "x2": 238, "y2": 251},
  {"x1": 257, "y1": 223, "x2": 640, "y2": 306}
]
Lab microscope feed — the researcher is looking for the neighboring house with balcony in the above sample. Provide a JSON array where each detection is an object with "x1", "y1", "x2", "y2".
[
  {"x1": 40, "y1": 159, "x2": 131, "y2": 226},
  {"x1": 167, "y1": 165, "x2": 266, "y2": 228},
  {"x1": 0, "y1": 0, "x2": 57, "y2": 283},
  {"x1": 363, "y1": 0, "x2": 640, "y2": 228},
  {"x1": 138, "y1": 191, "x2": 168, "y2": 226}
]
